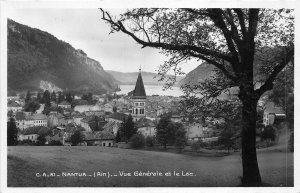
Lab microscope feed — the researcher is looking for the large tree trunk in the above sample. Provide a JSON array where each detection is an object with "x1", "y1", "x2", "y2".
[{"x1": 240, "y1": 95, "x2": 262, "y2": 186}]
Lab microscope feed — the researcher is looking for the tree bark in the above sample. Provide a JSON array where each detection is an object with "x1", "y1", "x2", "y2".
[{"x1": 240, "y1": 95, "x2": 262, "y2": 186}]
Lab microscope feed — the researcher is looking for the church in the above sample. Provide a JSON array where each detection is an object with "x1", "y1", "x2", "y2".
[
  {"x1": 130, "y1": 68, "x2": 156, "y2": 137},
  {"x1": 131, "y1": 68, "x2": 147, "y2": 122}
]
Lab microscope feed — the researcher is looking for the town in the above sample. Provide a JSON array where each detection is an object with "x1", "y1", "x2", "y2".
[{"x1": 7, "y1": 68, "x2": 286, "y2": 152}]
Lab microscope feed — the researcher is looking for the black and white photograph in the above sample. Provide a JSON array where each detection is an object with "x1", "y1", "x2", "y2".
[{"x1": 0, "y1": 0, "x2": 298, "y2": 191}]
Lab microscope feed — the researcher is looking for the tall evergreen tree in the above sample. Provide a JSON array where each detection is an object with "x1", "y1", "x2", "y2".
[
  {"x1": 43, "y1": 90, "x2": 51, "y2": 107},
  {"x1": 25, "y1": 90, "x2": 31, "y2": 104},
  {"x1": 58, "y1": 91, "x2": 64, "y2": 104},
  {"x1": 156, "y1": 113, "x2": 174, "y2": 149},
  {"x1": 124, "y1": 114, "x2": 136, "y2": 141},
  {"x1": 51, "y1": 91, "x2": 57, "y2": 102},
  {"x1": 7, "y1": 117, "x2": 18, "y2": 146},
  {"x1": 37, "y1": 92, "x2": 42, "y2": 103},
  {"x1": 66, "y1": 92, "x2": 73, "y2": 104}
]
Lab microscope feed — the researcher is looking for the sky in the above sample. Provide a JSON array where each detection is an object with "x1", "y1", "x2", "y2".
[{"x1": 7, "y1": 8, "x2": 199, "y2": 74}]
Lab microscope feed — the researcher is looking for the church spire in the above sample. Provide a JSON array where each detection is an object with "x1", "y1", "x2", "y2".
[{"x1": 132, "y1": 66, "x2": 146, "y2": 99}]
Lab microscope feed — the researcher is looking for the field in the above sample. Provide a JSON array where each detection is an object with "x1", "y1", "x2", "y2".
[{"x1": 7, "y1": 145, "x2": 293, "y2": 187}]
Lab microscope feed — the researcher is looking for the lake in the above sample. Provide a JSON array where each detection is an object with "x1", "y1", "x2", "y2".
[{"x1": 117, "y1": 85, "x2": 184, "y2": 97}]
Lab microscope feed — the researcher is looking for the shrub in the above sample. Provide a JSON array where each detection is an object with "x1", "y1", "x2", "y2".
[
  {"x1": 70, "y1": 130, "x2": 84, "y2": 146},
  {"x1": 35, "y1": 135, "x2": 46, "y2": 146},
  {"x1": 48, "y1": 140, "x2": 63, "y2": 146},
  {"x1": 261, "y1": 125, "x2": 276, "y2": 141},
  {"x1": 191, "y1": 141, "x2": 201, "y2": 151},
  {"x1": 174, "y1": 124, "x2": 187, "y2": 152},
  {"x1": 146, "y1": 136, "x2": 155, "y2": 147},
  {"x1": 18, "y1": 139, "x2": 34, "y2": 146},
  {"x1": 129, "y1": 133, "x2": 145, "y2": 149},
  {"x1": 191, "y1": 140, "x2": 207, "y2": 151}
]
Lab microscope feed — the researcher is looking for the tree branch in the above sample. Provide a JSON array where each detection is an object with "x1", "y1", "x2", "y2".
[
  {"x1": 255, "y1": 46, "x2": 294, "y2": 97},
  {"x1": 100, "y1": 8, "x2": 234, "y2": 63},
  {"x1": 186, "y1": 51, "x2": 237, "y2": 82},
  {"x1": 233, "y1": 9, "x2": 247, "y2": 39},
  {"x1": 224, "y1": 9, "x2": 241, "y2": 44},
  {"x1": 207, "y1": 9, "x2": 240, "y2": 74}
]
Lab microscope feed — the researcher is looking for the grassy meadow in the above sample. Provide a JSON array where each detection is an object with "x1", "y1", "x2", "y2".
[{"x1": 7, "y1": 145, "x2": 293, "y2": 187}]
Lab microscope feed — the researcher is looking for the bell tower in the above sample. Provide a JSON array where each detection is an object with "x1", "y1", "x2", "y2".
[{"x1": 132, "y1": 67, "x2": 146, "y2": 121}]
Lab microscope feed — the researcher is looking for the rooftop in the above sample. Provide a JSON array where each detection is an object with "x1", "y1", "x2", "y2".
[
  {"x1": 108, "y1": 112, "x2": 128, "y2": 122},
  {"x1": 22, "y1": 126, "x2": 50, "y2": 135},
  {"x1": 264, "y1": 102, "x2": 285, "y2": 115},
  {"x1": 8, "y1": 101, "x2": 21, "y2": 107},
  {"x1": 84, "y1": 131, "x2": 115, "y2": 140},
  {"x1": 58, "y1": 101, "x2": 71, "y2": 106},
  {"x1": 15, "y1": 112, "x2": 26, "y2": 121},
  {"x1": 132, "y1": 70, "x2": 146, "y2": 99},
  {"x1": 32, "y1": 113, "x2": 48, "y2": 120}
]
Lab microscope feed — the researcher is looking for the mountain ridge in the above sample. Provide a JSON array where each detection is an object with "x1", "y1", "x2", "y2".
[
  {"x1": 107, "y1": 70, "x2": 185, "y2": 86},
  {"x1": 8, "y1": 19, "x2": 118, "y2": 95}
]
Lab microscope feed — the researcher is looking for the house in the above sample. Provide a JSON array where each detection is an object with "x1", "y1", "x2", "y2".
[
  {"x1": 107, "y1": 112, "x2": 128, "y2": 123},
  {"x1": 80, "y1": 115, "x2": 106, "y2": 132},
  {"x1": 72, "y1": 112, "x2": 85, "y2": 125},
  {"x1": 103, "y1": 121, "x2": 121, "y2": 135},
  {"x1": 135, "y1": 118, "x2": 156, "y2": 137},
  {"x1": 84, "y1": 131, "x2": 115, "y2": 147},
  {"x1": 32, "y1": 113, "x2": 48, "y2": 127},
  {"x1": 263, "y1": 102, "x2": 286, "y2": 126},
  {"x1": 15, "y1": 112, "x2": 34, "y2": 130},
  {"x1": 83, "y1": 110, "x2": 105, "y2": 117},
  {"x1": 74, "y1": 105, "x2": 93, "y2": 113},
  {"x1": 7, "y1": 101, "x2": 22, "y2": 113},
  {"x1": 48, "y1": 113, "x2": 66, "y2": 127},
  {"x1": 18, "y1": 126, "x2": 50, "y2": 142},
  {"x1": 58, "y1": 101, "x2": 71, "y2": 109}
]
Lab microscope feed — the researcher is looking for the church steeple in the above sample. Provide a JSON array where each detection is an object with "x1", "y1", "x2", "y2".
[
  {"x1": 132, "y1": 66, "x2": 147, "y2": 121},
  {"x1": 132, "y1": 67, "x2": 146, "y2": 99}
]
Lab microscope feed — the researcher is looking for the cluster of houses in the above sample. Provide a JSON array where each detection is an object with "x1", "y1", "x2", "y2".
[{"x1": 7, "y1": 69, "x2": 286, "y2": 147}]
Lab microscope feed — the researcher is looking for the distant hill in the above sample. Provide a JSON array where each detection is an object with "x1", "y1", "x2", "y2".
[
  {"x1": 179, "y1": 51, "x2": 272, "y2": 87},
  {"x1": 7, "y1": 19, "x2": 118, "y2": 95},
  {"x1": 107, "y1": 70, "x2": 185, "y2": 86},
  {"x1": 179, "y1": 62, "x2": 216, "y2": 86}
]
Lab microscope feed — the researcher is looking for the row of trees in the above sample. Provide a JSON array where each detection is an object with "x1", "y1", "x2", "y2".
[
  {"x1": 24, "y1": 90, "x2": 74, "y2": 113},
  {"x1": 156, "y1": 114, "x2": 186, "y2": 150},
  {"x1": 115, "y1": 113, "x2": 187, "y2": 151}
]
